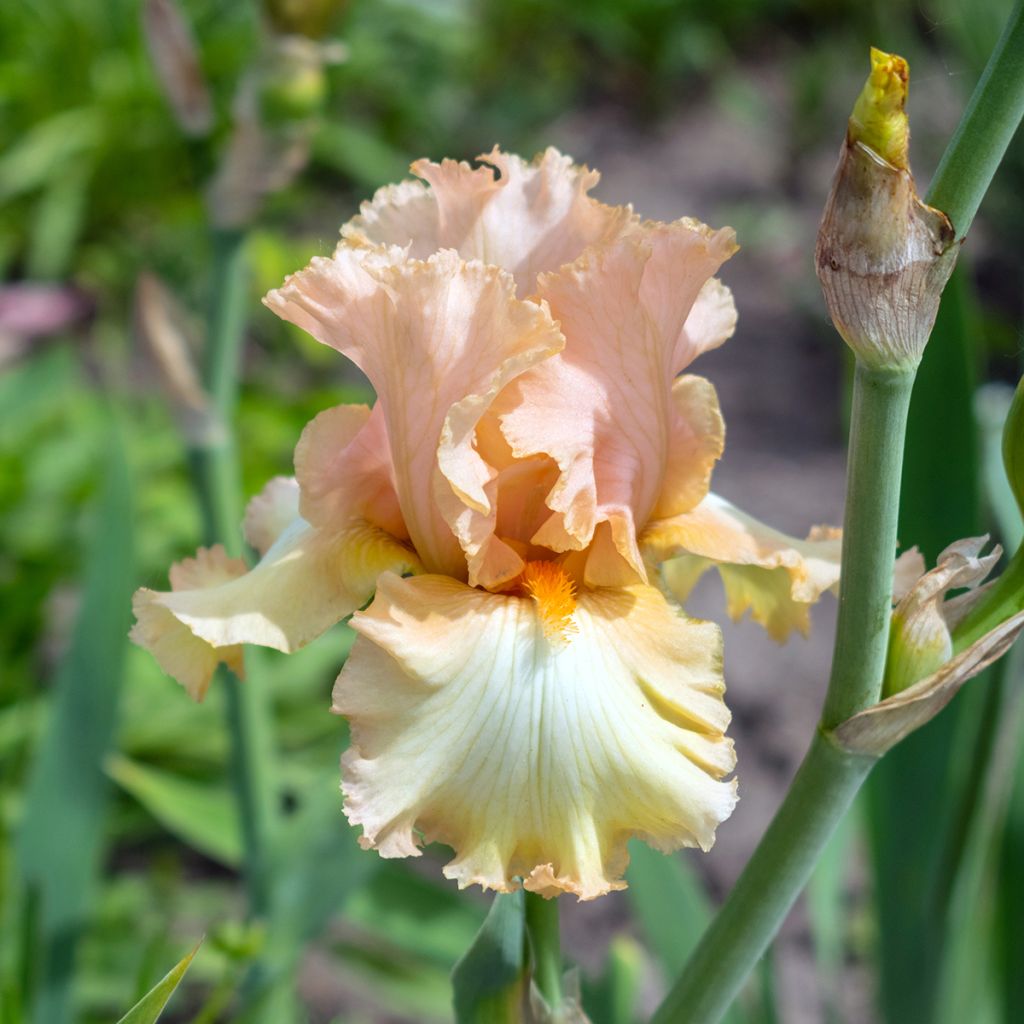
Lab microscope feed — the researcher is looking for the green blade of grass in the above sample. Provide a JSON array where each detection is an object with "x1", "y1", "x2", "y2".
[
  {"x1": 241, "y1": 761, "x2": 374, "y2": 1014},
  {"x1": 105, "y1": 755, "x2": 242, "y2": 868},
  {"x1": 115, "y1": 940, "x2": 202, "y2": 1024},
  {"x1": 581, "y1": 937, "x2": 644, "y2": 1024},
  {"x1": 16, "y1": 423, "x2": 134, "y2": 1024},
  {"x1": 934, "y1": 663, "x2": 1020, "y2": 1024},
  {"x1": 997, "y1": 685, "x2": 1024, "y2": 1019},
  {"x1": 943, "y1": 383, "x2": 1024, "y2": 1024}
]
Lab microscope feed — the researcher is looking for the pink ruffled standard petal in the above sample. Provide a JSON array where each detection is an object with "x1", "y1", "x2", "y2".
[
  {"x1": 495, "y1": 219, "x2": 737, "y2": 585},
  {"x1": 294, "y1": 402, "x2": 407, "y2": 540},
  {"x1": 264, "y1": 246, "x2": 564, "y2": 583},
  {"x1": 343, "y1": 147, "x2": 635, "y2": 296},
  {"x1": 335, "y1": 571, "x2": 736, "y2": 899}
]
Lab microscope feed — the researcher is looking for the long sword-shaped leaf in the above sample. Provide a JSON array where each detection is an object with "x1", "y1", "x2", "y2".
[
  {"x1": 105, "y1": 754, "x2": 242, "y2": 868},
  {"x1": 934, "y1": 378, "x2": 1024, "y2": 1022},
  {"x1": 626, "y1": 842, "x2": 751, "y2": 1024},
  {"x1": 16, "y1": 424, "x2": 134, "y2": 1024},
  {"x1": 451, "y1": 891, "x2": 527, "y2": 1024},
  {"x1": 866, "y1": 267, "x2": 984, "y2": 1024}
]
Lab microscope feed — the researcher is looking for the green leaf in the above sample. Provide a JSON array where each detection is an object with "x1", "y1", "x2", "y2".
[
  {"x1": 115, "y1": 940, "x2": 202, "y2": 1024},
  {"x1": 344, "y1": 861, "x2": 485, "y2": 966},
  {"x1": 451, "y1": 891, "x2": 526, "y2": 1024},
  {"x1": 16, "y1": 423, "x2": 134, "y2": 1023},
  {"x1": 976, "y1": 380, "x2": 1024, "y2": 549},
  {"x1": 312, "y1": 120, "x2": 410, "y2": 189},
  {"x1": 26, "y1": 163, "x2": 92, "y2": 279},
  {"x1": 868, "y1": 265, "x2": 985, "y2": 1024},
  {"x1": 936, "y1": 641, "x2": 1024, "y2": 1024},
  {"x1": 625, "y1": 841, "x2": 711, "y2": 977},
  {"x1": 0, "y1": 108, "x2": 100, "y2": 203},
  {"x1": 581, "y1": 937, "x2": 643, "y2": 1024},
  {"x1": 625, "y1": 842, "x2": 750, "y2": 1024},
  {"x1": 997, "y1": 688, "x2": 1024, "y2": 1019},
  {"x1": 1002, "y1": 375, "x2": 1024, "y2": 526},
  {"x1": 263, "y1": 761, "x2": 373, "y2": 962},
  {"x1": 105, "y1": 755, "x2": 242, "y2": 867}
]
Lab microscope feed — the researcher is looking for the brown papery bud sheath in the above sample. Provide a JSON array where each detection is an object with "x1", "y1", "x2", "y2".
[{"x1": 816, "y1": 48, "x2": 959, "y2": 371}]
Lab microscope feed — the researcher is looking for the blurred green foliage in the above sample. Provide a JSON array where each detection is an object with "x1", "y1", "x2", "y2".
[{"x1": 2, "y1": 0, "x2": 1024, "y2": 1021}]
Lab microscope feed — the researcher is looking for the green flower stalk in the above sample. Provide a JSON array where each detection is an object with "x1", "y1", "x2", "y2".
[{"x1": 654, "y1": 24, "x2": 1024, "y2": 1020}]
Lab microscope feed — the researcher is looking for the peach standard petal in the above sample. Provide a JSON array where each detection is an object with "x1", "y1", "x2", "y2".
[
  {"x1": 652, "y1": 375, "x2": 726, "y2": 520},
  {"x1": 495, "y1": 219, "x2": 737, "y2": 584},
  {"x1": 264, "y1": 247, "x2": 563, "y2": 583},
  {"x1": 642, "y1": 493, "x2": 842, "y2": 641},
  {"x1": 342, "y1": 147, "x2": 635, "y2": 297},
  {"x1": 294, "y1": 403, "x2": 408, "y2": 540},
  {"x1": 335, "y1": 573, "x2": 736, "y2": 899}
]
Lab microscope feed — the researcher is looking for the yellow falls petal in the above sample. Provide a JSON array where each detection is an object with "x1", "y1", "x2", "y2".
[
  {"x1": 335, "y1": 573, "x2": 737, "y2": 900},
  {"x1": 130, "y1": 544, "x2": 247, "y2": 701},
  {"x1": 131, "y1": 521, "x2": 420, "y2": 699},
  {"x1": 643, "y1": 493, "x2": 842, "y2": 641},
  {"x1": 243, "y1": 476, "x2": 300, "y2": 556}
]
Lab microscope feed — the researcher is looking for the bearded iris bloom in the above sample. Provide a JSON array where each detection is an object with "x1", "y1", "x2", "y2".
[{"x1": 131, "y1": 148, "x2": 841, "y2": 899}]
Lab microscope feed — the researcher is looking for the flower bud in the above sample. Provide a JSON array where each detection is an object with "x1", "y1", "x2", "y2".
[
  {"x1": 257, "y1": 39, "x2": 329, "y2": 125},
  {"x1": 1003, "y1": 375, "x2": 1024, "y2": 519},
  {"x1": 816, "y1": 48, "x2": 959, "y2": 371},
  {"x1": 835, "y1": 537, "x2": 1024, "y2": 756},
  {"x1": 883, "y1": 536, "x2": 999, "y2": 697}
]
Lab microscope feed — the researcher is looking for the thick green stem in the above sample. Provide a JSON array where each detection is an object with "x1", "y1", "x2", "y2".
[
  {"x1": 652, "y1": 13, "x2": 1024, "y2": 1017},
  {"x1": 650, "y1": 736, "x2": 875, "y2": 1024},
  {"x1": 525, "y1": 893, "x2": 562, "y2": 1012},
  {"x1": 193, "y1": 228, "x2": 247, "y2": 553},
  {"x1": 926, "y1": 0, "x2": 1024, "y2": 237},
  {"x1": 652, "y1": 366, "x2": 912, "y2": 1024},
  {"x1": 823, "y1": 367, "x2": 916, "y2": 725},
  {"x1": 188, "y1": 227, "x2": 277, "y2": 919}
]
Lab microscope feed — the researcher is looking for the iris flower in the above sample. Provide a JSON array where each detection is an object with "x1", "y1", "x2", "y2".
[{"x1": 132, "y1": 149, "x2": 841, "y2": 899}]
